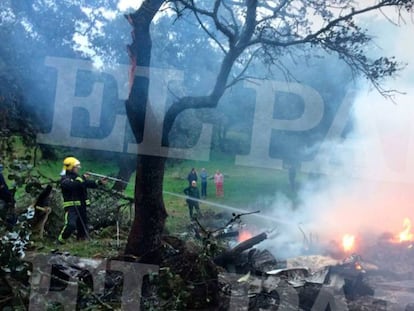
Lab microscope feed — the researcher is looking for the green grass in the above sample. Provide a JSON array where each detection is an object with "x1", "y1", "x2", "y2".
[
  {"x1": 34, "y1": 151, "x2": 300, "y2": 236},
  {"x1": 30, "y1": 237, "x2": 123, "y2": 258},
  {"x1": 7, "y1": 142, "x2": 305, "y2": 257},
  {"x1": 162, "y1": 151, "x2": 303, "y2": 232}
]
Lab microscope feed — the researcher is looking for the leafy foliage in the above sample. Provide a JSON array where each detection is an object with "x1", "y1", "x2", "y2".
[
  {"x1": 173, "y1": 0, "x2": 413, "y2": 97},
  {"x1": 0, "y1": 210, "x2": 32, "y2": 309},
  {"x1": 87, "y1": 186, "x2": 133, "y2": 232},
  {"x1": 0, "y1": 213, "x2": 31, "y2": 276}
]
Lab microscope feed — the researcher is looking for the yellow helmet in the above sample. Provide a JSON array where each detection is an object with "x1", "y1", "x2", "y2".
[{"x1": 62, "y1": 157, "x2": 81, "y2": 171}]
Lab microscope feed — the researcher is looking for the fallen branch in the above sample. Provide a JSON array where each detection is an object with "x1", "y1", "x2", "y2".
[{"x1": 214, "y1": 232, "x2": 267, "y2": 267}]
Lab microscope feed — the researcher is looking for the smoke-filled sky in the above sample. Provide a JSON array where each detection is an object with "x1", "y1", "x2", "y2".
[
  {"x1": 117, "y1": 0, "x2": 143, "y2": 11},
  {"x1": 312, "y1": 12, "x2": 414, "y2": 231},
  {"x1": 263, "y1": 11, "x2": 414, "y2": 257},
  {"x1": 321, "y1": 23, "x2": 414, "y2": 230}
]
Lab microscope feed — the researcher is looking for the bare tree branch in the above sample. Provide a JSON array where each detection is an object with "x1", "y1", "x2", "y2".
[
  {"x1": 192, "y1": 4, "x2": 228, "y2": 54},
  {"x1": 222, "y1": 0, "x2": 240, "y2": 37},
  {"x1": 212, "y1": 0, "x2": 235, "y2": 42},
  {"x1": 235, "y1": 0, "x2": 257, "y2": 49},
  {"x1": 177, "y1": 0, "x2": 236, "y2": 46},
  {"x1": 163, "y1": 1, "x2": 262, "y2": 140},
  {"x1": 256, "y1": 0, "x2": 291, "y2": 25},
  {"x1": 246, "y1": 0, "x2": 410, "y2": 49},
  {"x1": 226, "y1": 47, "x2": 261, "y2": 88}
]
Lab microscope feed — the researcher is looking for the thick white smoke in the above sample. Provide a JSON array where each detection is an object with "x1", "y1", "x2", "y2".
[
  {"x1": 306, "y1": 17, "x2": 414, "y2": 238},
  {"x1": 262, "y1": 13, "x2": 414, "y2": 258}
]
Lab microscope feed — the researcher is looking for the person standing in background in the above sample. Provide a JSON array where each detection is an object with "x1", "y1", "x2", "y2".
[
  {"x1": 200, "y1": 168, "x2": 208, "y2": 198},
  {"x1": 187, "y1": 168, "x2": 198, "y2": 186},
  {"x1": 214, "y1": 170, "x2": 224, "y2": 197},
  {"x1": 184, "y1": 180, "x2": 201, "y2": 219}
]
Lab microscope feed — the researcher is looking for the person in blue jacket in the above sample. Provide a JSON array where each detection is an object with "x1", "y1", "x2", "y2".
[{"x1": 200, "y1": 168, "x2": 208, "y2": 198}]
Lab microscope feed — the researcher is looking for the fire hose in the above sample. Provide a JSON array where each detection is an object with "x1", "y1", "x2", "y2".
[
  {"x1": 85, "y1": 172, "x2": 129, "y2": 184},
  {"x1": 84, "y1": 173, "x2": 290, "y2": 246}
]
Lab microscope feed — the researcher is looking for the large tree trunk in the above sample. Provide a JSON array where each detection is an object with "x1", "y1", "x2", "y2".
[
  {"x1": 123, "y1": 0, "x2": 256, "y2": 261},
  {"x1": 123, "y1": 0, "x2": 166, "y2": 261},
  {"x1": 124, "y1": 155, "x2": 167, "y2": 262}
]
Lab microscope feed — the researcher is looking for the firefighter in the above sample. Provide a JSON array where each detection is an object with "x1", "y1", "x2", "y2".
[{"x1": 57, "y1": 157, "x2": 106, "y2": 244}]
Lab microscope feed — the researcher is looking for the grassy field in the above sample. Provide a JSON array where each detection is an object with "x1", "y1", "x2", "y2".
[
  {"x1": 5, "y1": 145, "x2": 304, "y2": 257},
  {"x1": 160, "y1": 151, "x2": 301, "y2": 233}
]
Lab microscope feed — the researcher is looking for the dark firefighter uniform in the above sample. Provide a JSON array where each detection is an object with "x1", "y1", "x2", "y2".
[{"x1": 58, "y1": 157, "x2": 100, "y2": 243}]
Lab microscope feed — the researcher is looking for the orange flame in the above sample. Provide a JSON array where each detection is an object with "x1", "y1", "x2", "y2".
[
  {"x1": 355, "y1": 263, "x2": 363, "y2": 270},
  {"x1": 342, "y1": 234, "x2": 355, "y2": 252},
  {"x1": 238, "y1": 230, "x2": 253, "y2": 243},
  {"x1": 398, "y1": 218, "x2": 413, "y2": 242}
]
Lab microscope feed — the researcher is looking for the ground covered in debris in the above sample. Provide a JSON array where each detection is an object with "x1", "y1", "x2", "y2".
[
  {"x1": 1, "y1": 138, "x2": 413, "y2": 310},
  {"x1": 2, "y1": 209, "x2": 414, "y2": 310}
]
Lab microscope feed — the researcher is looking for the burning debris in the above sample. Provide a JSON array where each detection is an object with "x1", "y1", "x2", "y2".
[
  {"x1": 397, "y1": 218, "x2": 413, "y2": 243},
  {"x1": 218, "y1": 252, "x2": 377, "y2": 310},
  {"x1": 3, "y1": 209, "x2": 414, "y2": 310},
  {"x1": 342, "y1": 234, "x2": 356, "y2": 253},
  {"x1": 211, "y1": 212, "x2": 414, "y2": 310}
]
